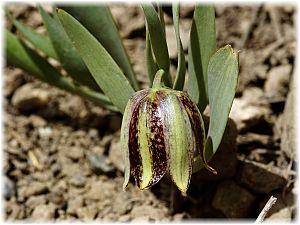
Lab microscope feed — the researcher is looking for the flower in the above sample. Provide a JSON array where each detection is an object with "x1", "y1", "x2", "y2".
[{"x1": 121, "y1": 70, "x2": 216, "y2": 193}]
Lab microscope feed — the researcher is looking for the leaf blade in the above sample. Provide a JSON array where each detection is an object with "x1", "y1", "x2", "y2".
[
  {"x1": 57, "y1": 9, "x2": 135, "y2": 113},
  {"x1": 142, "y1": 5, "x2": 172, "y2": 87},
  {"x1": 38, "y1": 6, "x2": 101, "y2": 91},
  {"x1": 5, "y1": 29, "x2": 118, "y2": 111},
  {"x1": 193, "y1": 45, "x2": 239, "y2": 173},
  {"x1": 188, "y1": 5, "x2": 216, "y2": 113},
  {"x1": 172, "y1": 3, "x2": 186, "y2": 91},
  {"x1": 60, "y1": 5, "x2": 139, "y2": 91}
]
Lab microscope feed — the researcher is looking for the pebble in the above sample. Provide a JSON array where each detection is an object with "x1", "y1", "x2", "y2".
[
  {"x1": 236, "y1": 159, "x2": 287, "y2": 194},
  {"x1": 4, "y1": 68, "x2": 24, "y2": 97},
  {"x1": 25, "y1": 182, "x2": 48, "y2": 197},
  {"x1": 4, "y1": 176, "x2": 16, "y2": 199},
  {"x1": 11, "y1": 83, "x2": 49, "y2": 112},
  {"x1": 31, "y1": 203, "x2": 56, "y2": 221},
  {"x1": 89, "y1": 154, "x2": 115, "y2": 175},
  {"x1": 108, "y1": 136, "x2": 124, "y2": 172},
  {"x1": 264, "y1": 64, "x2": 292, "y2": 99},
  {"x1": 67, "y1": 196, "x2": 84, "y2": 215},
  {"x1": 212, "y1": 180, "x2": 256, "y2": 218},
  {"x1": 76, "y1": 205, "x2": 98, "y2": 221},
  {"x1": 65, "y1": 147, "x2": 84, "y2": 161},
  {"x1": 280, "y1": 75, "x2": 296, "y2": 160},
  {"x1": 264, "y1": 208, "x2": 292, "y2": 222},
  {"x1": 25, "y1": 195, "x2": 46, "y2": 209},
  {"x1": 69, "y1": 174, "x2": 86, "y2": 188}
]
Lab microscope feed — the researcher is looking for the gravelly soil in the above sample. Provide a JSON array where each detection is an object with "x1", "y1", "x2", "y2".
[{"x1": 4, "y1": 3, "x2": 296, "y2": 222}]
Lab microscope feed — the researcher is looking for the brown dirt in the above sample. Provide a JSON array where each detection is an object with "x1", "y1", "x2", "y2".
[{"x1": 4, "y1": 3, "x2": 296, "y2": 222}]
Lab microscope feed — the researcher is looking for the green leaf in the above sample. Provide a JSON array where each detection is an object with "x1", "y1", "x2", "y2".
[
  {"x1": 57, "y1": 9, "x2": 135, "y2": 113},
  {"x1": 60, "y1": 5, "x2": 139, "y2": 91},
  {"x1": 5, "y1": 29, "x2": 118, "y2": 112},
  {"x1": 145, "y1": 23, "x2": 158, "y2": 85},
  {"x1": 188, "y1": 5, "x2": 216, "y2": 113},
  {"x1": 38, "y1": 6, "x2": 100, "y2": 91},
  {"x1": 142, "y1": 5, "x2": 172, "y2": 87},
  {"x1": 5, "y1": 9, "x2": 58, "y2": 59},
  {"x1": 157, "y1": 4, "x2": 166, "y2": 37},
  {"x1": 193, "y1": 45, "x2": 239, "y2": 173},
  {"x1": 172, "y1": 3, "x2": 186, "y2": 91}
]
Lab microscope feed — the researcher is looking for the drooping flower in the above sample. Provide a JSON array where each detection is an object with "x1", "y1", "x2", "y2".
[{"x1": 121, "y1": 70, "x2": 216, "y2": 192}]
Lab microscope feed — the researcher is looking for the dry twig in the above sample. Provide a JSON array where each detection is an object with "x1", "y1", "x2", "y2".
[{"x1": 255, "y1": 195, "x2": 277, "y2": 223}]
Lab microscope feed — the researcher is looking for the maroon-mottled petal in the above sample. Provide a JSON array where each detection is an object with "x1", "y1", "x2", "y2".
[
  {"x1": 177, "y1": 92, "x2": 205, "y2": 161},
  {"x1": 128, "y1": 90, "x2": 149, "y2": 187},
  {"x1": 146, "y1": 90, "x2": 168, "y2": 187}
]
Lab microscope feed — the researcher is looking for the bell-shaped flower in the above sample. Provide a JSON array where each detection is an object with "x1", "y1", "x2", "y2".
[{"x1": 121, "y1": 70, "x2": 216, "y2": 193}]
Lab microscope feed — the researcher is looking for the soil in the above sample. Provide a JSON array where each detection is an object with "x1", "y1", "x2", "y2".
[{"x1": 4, "y1": 3, "x2": 296, "y2": 222}]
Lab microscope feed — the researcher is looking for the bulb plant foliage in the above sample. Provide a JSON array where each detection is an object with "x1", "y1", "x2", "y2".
[{"x1": 5, "y1": 3, "x2": 239, "y2": 193}]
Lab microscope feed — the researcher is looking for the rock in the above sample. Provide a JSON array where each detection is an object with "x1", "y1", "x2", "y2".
[
  {"x1": 192, "y1": 117, "x2": 238, "y2": 180},
  {"x1": 31, "y1": 203, "x2": 56, "y2": 221},
  {"x1": 89, "y1": 154, "x2": 115, "y2": 175},
  {"x1": 4, "y1": 68, "x2": 25, "y2": 97},
  {"x1": 65, "y1": 147, "x2": 84, "y2": 161},
  {"x1": 108, "y1": 136, "x2": 124, "y2": 172},
  {"x1": 130, "y1": 205, "x2": 168, "y2": 221},
  {"x1": 25, "y1": 182, "x2": 48, "y2": 197},
  {"x1": 4, "y1": 176, "x2": 16, "y2": 199},
  {"x1": 25, "y1": 195, "x2": 46, "y2": 209},
  {"x1": 236, "y1": 159, "x2": 287, "y2": 194},
  {"x1": 67, "y1": 196, "x2": 84, "y2": 215},
  {"x1": 264, "y1": 64, "x2": 292, "y2": 99},
  {"x1": 180, "y1": 4, "x2": 195, "y2": 17},
  {"x1": 76, "y1": 205, "x2": 98, "y2": 221},
  {"x1": 212, "y1": 180, "x2": 256, "y2": 218},
  {"x1": 48, "y1": 190, "x2": 65, "y2": 207},
  {"x1": 29, "y1": 115, "x2": 47, "y2": 127},
  {"x1": 280, "y1": 75, "x2": 296, "y2": 160},
  {"x1": 230, "y1": 92, "x2": 270, "y2": 132},
  {"x1": 69, "y1": 174, "x2": 86, "y2": 188},
  {"x1": 264, "y1": 208, "x2": 293, "y2": 222},
  {"x1": 11, "y1": 83, "x2": 49, "y2": 112},
  {"x1": 85, "y1": 180, "x2": 115, "y2": 201}
]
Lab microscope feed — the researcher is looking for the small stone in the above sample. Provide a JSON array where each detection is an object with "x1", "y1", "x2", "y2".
[
  {"x1": 67, "y1": 196, "x2": 84, "y2": 215},
  {"x1": 212, "y1": 180, "x2": 256, "y2": 218},
  {"x1": 264, "y1": 208, "x2": 293, "y2": 222},
  {"x1": 230, "y1": 96, "x2": 270, "y2": 132},
  {"x1": 130, "y1": 205, "x2": 168, "y2": 221},
  {"x1": 89, "y1": 154, "x2": 115, "y2": 175},
  {"x1": 11, "y1": 83, "x2": 49, "y2": 112},
  {"x1": 69, "y1": 174, "x2": 86, "y2": 188},
  {"x1": 4, "y1": 68, "x2": 24, "y2": 97},
  {"x1": 65, "y1": 147, "x2": 84, "y2": 161},
  {"x1": 236, "y1": 159, "x2": 287, "y2": 194},
  {"x1": 25, "y1": 182, "x2": 48, "y2": 197},
  {"x1": 31, "y1": 203, "x2": 56, "y2": 221},
  {"x1": 4, "y1": 176, "x2": 16, "y2": 199},
  {"x1": 76, "y1": 205, "x2": 98, "y2": 221},
  {"x1": 29, "y1": 115, "x2": 47, "y2": 127},
  {"x1": 108, "y1": 136, "x2": 124, "y2": 172},
  {"x1": 118, "y1": 214, "x2": 131, "y2": 222},
  {"x1": 280, "y1": 75, "x2": 296, "y2": 160},
  {"x1": 264, "y1": 64, "x2": 292, "y2": 99},
  {"x1": 25, "y1": 195, "x2": 46, "y2": 209}
]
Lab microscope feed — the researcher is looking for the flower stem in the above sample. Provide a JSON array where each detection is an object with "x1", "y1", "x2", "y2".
[{"x1": 152, "y1": 69, "x2": 166, "y2": 89}]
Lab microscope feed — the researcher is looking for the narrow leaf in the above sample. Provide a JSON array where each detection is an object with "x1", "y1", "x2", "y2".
[
  {"x1": 60, "y1": 6, "x2": 139, "y2": 91},
  {"x1": 145, "y1": 23, "x2": 158, "y2": 85},
  {"x1": 38, "y1": 6, "x2": 100, "y2": 91},
  {"x1": 5, "y1": 30, "x2": 118, "y2": 112},
  {"x1": 142, "y1": 5, "x2": 172, "y2": 87},
  {"x1": 57, "y1": 9, "x2": 135, "y2": 113},
  {"x1": 188, "y1": 5, "x2": 216, "y2": 113},
  {"x1": 5, "y1": 9, "x2": 58, "y2": 59},
  {"x1": 157, "y1": 4, "x2": 166, "y2": 37},
  {"x1": 172, "y1": 3, "x2": 186, "y2": 91},
  {"x1": 193, "y1": 45, "x2": 239, "y2": 173}
]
